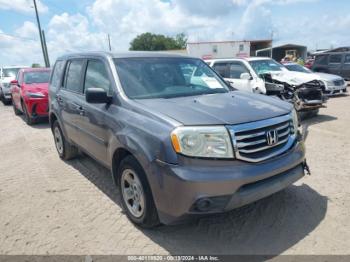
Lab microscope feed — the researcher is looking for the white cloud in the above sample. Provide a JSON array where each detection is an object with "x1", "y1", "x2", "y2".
[
  {"x1": 15, "y1": 21, "x2": 38, "y2": 39},
  {"x1": 0, "y1": 0, "x2": 48, "y2": 13}
]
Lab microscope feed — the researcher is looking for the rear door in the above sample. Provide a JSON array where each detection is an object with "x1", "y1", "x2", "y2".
[
  {"x1": 328, "y1": 54, "x2": 343, "y2": 76},
  {"x1": 74, "y1": 58, "x2": 114, "y2": 166},
  {"x1": 57, "y1": 59, "x2": 86, "y2": 144},
  {"x1": 341, "y1": 54, "x2": 350, "y2": 80}
]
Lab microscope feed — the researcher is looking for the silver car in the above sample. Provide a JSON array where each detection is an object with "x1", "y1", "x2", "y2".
[
  {"x1": 0, "y1": 66, "x2": 28, "y2": 104},
  {"x1": 284, "y1": 62, "x2": 348, "y2": 95}
]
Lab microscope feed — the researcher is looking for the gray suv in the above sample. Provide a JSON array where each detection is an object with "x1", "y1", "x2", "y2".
[{"x1": 49, "y1": 52, "x2": 307, "y2": 227}]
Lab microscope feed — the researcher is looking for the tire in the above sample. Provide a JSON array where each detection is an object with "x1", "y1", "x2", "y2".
[
  {"x1": 52, "y1": 121, "x2": 78, "y2": 160},
  {"x1": 118, "y1": 155, "x2": 160, "y2": 228},
  {"x1": 21, "y1": 101, "x2": 35, "y2": 125},
  {"x1": 13, "y1": 101, "x2": 22, "y2": 115}
]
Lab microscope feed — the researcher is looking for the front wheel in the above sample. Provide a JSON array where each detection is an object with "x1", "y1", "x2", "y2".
[
  {"x1": 118, "y1": 155, "x2": 160, "y2": 228},
  {"x1": 22, "y1": 102, "x2": 34, "y2": 125},
  {"x1": 13, "y1": 101, "x2": 22, "y2": 115}
]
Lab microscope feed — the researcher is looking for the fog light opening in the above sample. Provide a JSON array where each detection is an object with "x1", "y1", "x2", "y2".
[{"x1": 195, "y1": 198, "x2": 213, "y2": 212}]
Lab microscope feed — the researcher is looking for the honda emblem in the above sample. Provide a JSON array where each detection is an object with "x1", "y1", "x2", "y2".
[{"x1": 266, "y1": 129, "x2": 278, "y2": 146}]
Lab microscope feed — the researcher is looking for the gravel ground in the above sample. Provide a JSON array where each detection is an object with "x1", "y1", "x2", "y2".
[{"x1": 0, "y1": 94, "x2": 349, "y2": 255}]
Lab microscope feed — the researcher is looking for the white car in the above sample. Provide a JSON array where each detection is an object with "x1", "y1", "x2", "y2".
[
  {"x1": 206, "y1": 57, "x2": 326, "y2": 113},
  {"x1": 206, "y1": 57, "x2": 324, "y2": 94},
  {"x1": 0, "y1": 66, "x2": 28, "y2": 104},
  {"x1": 284, "y1": 62, "x2": 348, "y2": 95}
]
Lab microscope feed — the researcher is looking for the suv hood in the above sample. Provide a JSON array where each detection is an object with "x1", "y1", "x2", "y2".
[
  {"x1": 135, "y1": 91, "x2": 292, "y2": 126},
  {"x1": 267, "y1": 70, "x2": 318, "y2": 85}
]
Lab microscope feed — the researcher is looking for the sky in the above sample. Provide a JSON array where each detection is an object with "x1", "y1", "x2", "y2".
[{"x1": 0, "y1": 0, "x2": 349, "y2": 66}]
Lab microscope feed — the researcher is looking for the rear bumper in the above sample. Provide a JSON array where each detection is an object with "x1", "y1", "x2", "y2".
[{"x1": 147, "y1": 141, "x2": 305, "y2": 224}]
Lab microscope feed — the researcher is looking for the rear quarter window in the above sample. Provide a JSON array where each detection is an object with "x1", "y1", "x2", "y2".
[{"x1": 50, "y1": 60, "x2": 65, "y2": 91}]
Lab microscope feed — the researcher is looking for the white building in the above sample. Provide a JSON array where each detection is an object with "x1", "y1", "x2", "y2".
[{"x1": 186, "y1": 40, "x2": 272, "y2": 59}]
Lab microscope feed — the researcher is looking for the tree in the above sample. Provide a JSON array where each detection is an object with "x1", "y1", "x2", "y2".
[
  {"x1": 129, "y1": 32, "x2": 187, "y2": 51},
  {"x1": 31, "y1": 63, "x2": 41, "y2": 68}
]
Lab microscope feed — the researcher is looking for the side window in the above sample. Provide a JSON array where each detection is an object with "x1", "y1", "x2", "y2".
[
  {"x1": 84, "y1": 60, "x2": 112, "y2": 94},
  {"x1": 329, "y1": 54, "x2": 342, "y2": 64},
  {"x1": 65, "y1": 60, "x2": 84, "y2": 93},
  {"x1": 51, "y1": 60, "x2": 65, "y2": 90},
  {"x1": 213, "y1": 63, "x2": 229, "y2": 78},
  {"x1": 315, "y1": 55, "x2": 328, "y2": 65},
  {"x1": 228, "y1": 62, "x2": 249, "y2": 79},
  {"x1": 344, "y1": 54, "x2": 350, "y2": 64}
]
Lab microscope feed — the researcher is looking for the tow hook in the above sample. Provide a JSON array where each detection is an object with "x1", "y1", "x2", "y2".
[{"x1": 303, "y1": 160, "x2": 311, "y2": 176}]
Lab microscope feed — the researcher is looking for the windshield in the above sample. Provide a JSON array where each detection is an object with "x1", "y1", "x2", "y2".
[
  {"x1": 249, "y1": 59, "x2": 286, "y2": 75},
  {"x1": 285, "y1": 64, "x2": 311, "y2": 74},
  {"x1": 2, "y1": 68, "x2": 20, "y2": 78},
  {"x1": 114, "y1": 57, "x2": 229, "y2": 99},
  {"x1": 24, "y1": 71, "x2": 51, "y2": 84}
]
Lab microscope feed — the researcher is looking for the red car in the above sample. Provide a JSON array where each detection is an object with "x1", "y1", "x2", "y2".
[{"x1": 11, "y1": 68, "x2": 51, "y2": 125}]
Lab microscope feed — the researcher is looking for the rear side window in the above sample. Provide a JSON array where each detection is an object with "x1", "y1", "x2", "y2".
[
  {"x1": 84, "y1": 60, "x2": 112, "y2": 94},
  {"x1": 314, "y1": 55, "x2": 328, "y2": 65},
  {"x1": 329, "y1": 54, "x2": 342, "y2": 64},
  {"x1": 213, "y1": 63, "x2": 229, "y2": 78},
  {"x1": 65, "y1": 60, "x2": 84, "y2": 93},
  {"x1": 51, "y1": 60, "x2": 65, "y2": 89}
]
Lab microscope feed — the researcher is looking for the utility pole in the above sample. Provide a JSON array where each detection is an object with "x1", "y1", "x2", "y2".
[
  {"x1": 41, "y1": 30, "x2": 50, "y2": 67},
  {"x1": 270, "y1": 30, "x2": 274, "y2": 58},
  {"x1": 107, "y1": 34, "x2": 112, "y2": 51},
  {"x1": 33, "y1": 0, "x2": 49, "y2": 67}
]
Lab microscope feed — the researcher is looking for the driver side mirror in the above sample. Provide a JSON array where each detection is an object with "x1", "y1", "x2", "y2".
[
  {"x1": 86, "y1": 88, "x2": 112, "y2": 104},
  {"x1": 240, "y1": 73, "x2": 253, "y2": 80},
  {"x1": 10, "y1": 80, "x2": 19, "y2": 87}
]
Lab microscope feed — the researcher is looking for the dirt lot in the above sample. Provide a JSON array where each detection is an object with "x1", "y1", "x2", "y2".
[{"x1": 0, "y1": 94, "x2": 349, "y2": 255}]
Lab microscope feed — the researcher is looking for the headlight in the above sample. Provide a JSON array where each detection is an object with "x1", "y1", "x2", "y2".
[
  {"x1": 26, "y1": 92, "x2": 45, "y2": 98},
  {"x1": 171, "y1": 126, "x2": 234, "y2": 158},
  {"x1": 326, "y1": 80, "x2": 333, "y2": 87},
  {"x1": 291, "y1": 108, "x2": 299, "y2": 135}
]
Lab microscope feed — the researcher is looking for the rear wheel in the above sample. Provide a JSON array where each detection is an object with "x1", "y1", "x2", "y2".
[
  {"x1": 118, "y1": 155, "x2": 160, "y2": 228},
  {"x1": 52, "y1": 121, "x2": 78, "y2": 160}
]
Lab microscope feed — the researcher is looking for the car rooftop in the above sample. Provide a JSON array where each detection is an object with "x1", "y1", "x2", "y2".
[
  {"x1": 20, "y1": 67, "x2": 51, "y2": 72},
  {"x1": 57, "y1": 51, "x2": 192, "y2": 60},
  {"x1": 205, "y1": 57, "x2": 272, "y2": 62}
]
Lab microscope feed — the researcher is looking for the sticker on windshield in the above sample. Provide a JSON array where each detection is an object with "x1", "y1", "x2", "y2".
[{"x1": 201, "y1": 77, "x2": 222, "y2": 89}]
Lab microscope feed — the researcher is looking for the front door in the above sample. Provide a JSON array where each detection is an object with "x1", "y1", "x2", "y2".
[
  {"x1": 328, "y1": 54, "x2": 343, "y2": 76},
  {"x1": 74, "y1": 59, "x2": 113, "y2": 166},
  {"x1": 212, "y1": 61, "x2": 252, "y2": 92}
]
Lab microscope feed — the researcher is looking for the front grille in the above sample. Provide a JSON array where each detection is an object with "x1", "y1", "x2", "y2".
[
  {"x1": 333, "y1": 79, "x2": 345, "y2": 86},
  {"x1": 228, "y1": 114, "x2": 296, "y2": 162},
  {"x1": 298, "y1": 88, "x2": 323, "y2": 101}
]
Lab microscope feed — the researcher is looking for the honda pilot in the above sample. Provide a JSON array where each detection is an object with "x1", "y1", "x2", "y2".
[{"x1": 49, "y1": 52, "x2": 307, "y2": 227}]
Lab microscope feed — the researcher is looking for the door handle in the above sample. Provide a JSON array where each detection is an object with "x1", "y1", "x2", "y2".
[
  {"x1": 73, "y1": 103, "x2": 85, "y2": 115},
  {"x1": 56, "y1": 95, "x2": 64, "y2": 105}
]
